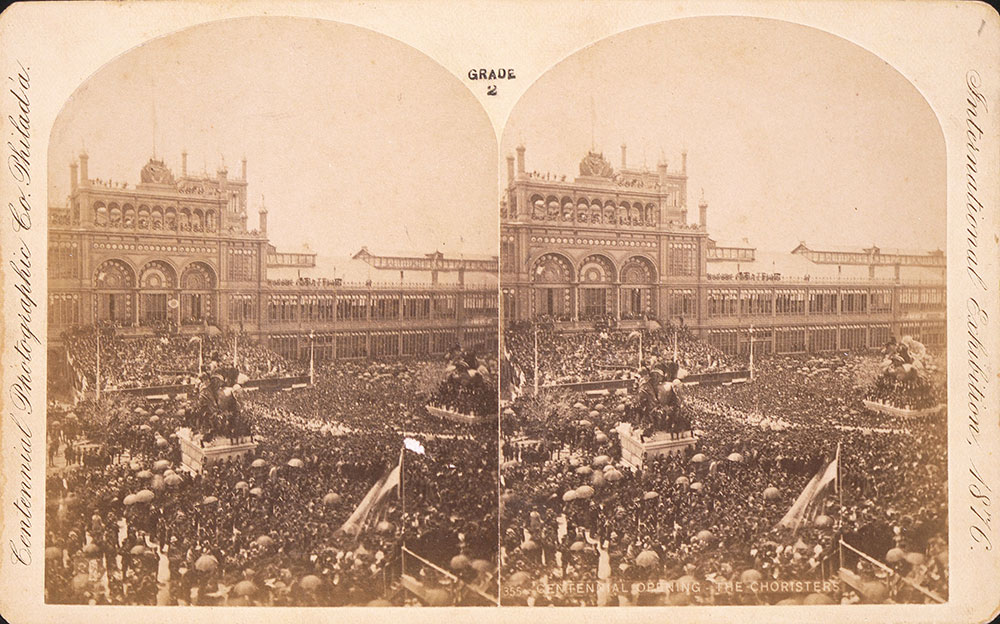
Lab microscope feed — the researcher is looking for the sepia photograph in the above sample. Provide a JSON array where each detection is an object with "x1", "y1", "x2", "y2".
[
  {"x1": 498, "y1": 17, "x2": 948, "y2": 606},
  {"x1": 43, "y1": 17, "x2": 499, "y2": 607}
]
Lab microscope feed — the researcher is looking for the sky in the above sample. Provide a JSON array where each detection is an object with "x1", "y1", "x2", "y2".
[
  {"x1": 48, "y1": 17, "x2": 497, "y2": 258},
  {"x1": 501, "y1": 17, "x2": 946, "y2": 254}
]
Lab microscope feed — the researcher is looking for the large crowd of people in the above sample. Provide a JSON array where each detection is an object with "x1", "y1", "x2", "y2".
[
  {"x1": 45, "y1": 337, "x2": 498, "y2": 606},
  {"x1": 60, "y1": 325, "x2": 302, "y2": 391},
  {"x1": 499, "y1": 333, "x2": 948, "y2": 606},
  {"x1": 503, "y1": 323, "x2": 738, "y2": 387}
]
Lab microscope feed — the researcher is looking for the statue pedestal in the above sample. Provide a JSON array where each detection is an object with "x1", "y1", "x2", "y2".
[
  {"x1": 862, "y1": 400, "x2": 946, "y2": 418},
  {"x1": 425, "y1": 404, "x2": 494, "y2": 424},
  {"x1": 618, "y1": 425, "x2": 698, "y2": 470},
  {"x1": 176, "y1": 427, "x2": 258, "y2": 472}
]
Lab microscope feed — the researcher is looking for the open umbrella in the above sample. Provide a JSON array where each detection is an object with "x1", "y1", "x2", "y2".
[
  {"x1": 235, "y1": 481, "x2": 249, "y2": 491},
  {"x1": 249, "y1": 487, "x2": 263, "y2": 497},
  {"x1": 155, "y1": 438, "x2": 169, "y2": 448},
  {"x1": 323, "y1": 492, "x2": 342, "y2": 505},
  {"x1": 569, "y1": 541, "x2": 586, "y2": 552},
  {"x1": 595, "y1": 433, "x2": 609, "y2": 444},
  {"x1": 690, "y1": 482, "x2": 704, "y2": 491},
  {"x1": 814, "y1": 514, "x2": 833, "y2": 528},
  {"x1": 508, "y1": 571, "x2": 531, "y2": 587},
  {"x1": 740, "y1": 569, "x2": 762, "y2": 583},
  {"x1": 202, "y1": 496, "x2": 219, "y2": 505},
  {"x1": 123, "y1": 494, "x2": 137, "y2": 506},
  {"x1": 575, "y1": 466, "x2": 593, "y2": 476},
  {"x1": 45, "y1": 546, "x2": 62, "y2": 561},
  {"x1": 471, "y1": 559, "x2": 493, "y2": 573},
  {"x1": 234, "y1": 580, "x2": 257, "y2": 597},
  {"x1": 727, "y1": 453, "x2": 744, "y2": 463},
  {"x1": 591, "y1": 471, "x2": 606, "y2": 487},
  {"x1": 450, "y1": 554, "x2": 471, "y2": 570},
  {"x1": 606, "y1": 469, "x2": 623, "y2": 482},
  {"x1": 636, "y1": 550, "x2": 660, "y2": 568},
  {"x1": 153, "y1": 459, "x2": 170, "y2": 472},
  {"x1": 643, "y1": 491, "x2": 659, "y2": 500},
  {"x1": 137, "y1": 470, "x2": 154, "y2": 480},
  {"x1": 695, "y1": 530, "x2": 714, "y2": 543},
  {"x1": 287, "y1": 458, "x2": 304, "y2": 468},
  {"x1": 904, "y1": 552, "x2": 926, "y2": 566},
  {"x1": 195, "y1": 554, "x2": 218, "y2": 572},
  {"x1": 135, "y1": 489, "x2": 155, "y2": 503},
  {"x1": 562, "y1": 490, "x2": 577, "y2": 502},
  {"x1": 164, "y1": 474, "x2": 183, "y2": 487},
  {"x1": 575, "y1": 485, "x2": 595, "y2": 499},
  {"x1": 83, "y1": 543, "x2": 101, "y2": 559},
  {"x1": 886, "y1": 547, "x2": 905, "y2": 563},
  {"x1": 251, "y1": 459, "x2": 267, "y2": 468},
  {"x1": 300, "y1": 574, "x2": 322, "y2": 591},
  {"x1": 763, "y1": 486, "x2": 781, "y2": 501},
  {"x1": 691, "y1": 453, "x2": 707, "y2": 463},
  {"x1": 255, "y1": 535, "x2": 274, "y2": 547},
  {"x1": 592, "y1": 455, "x2": 611, "y2": 467}
]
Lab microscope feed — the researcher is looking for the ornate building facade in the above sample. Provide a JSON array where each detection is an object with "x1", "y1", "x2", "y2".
[
  {"x1": 49, "y1": 153, "x2": 498, "y2": 361},
  {"x1": 500, "y1": 144, "x2": 946, "y2": 355}
]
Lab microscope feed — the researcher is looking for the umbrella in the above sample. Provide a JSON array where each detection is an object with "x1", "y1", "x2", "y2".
[
  {"x1": 153, "y1": 460, "x2": 170, "y2": 472},
  {"x1": 71, "y1": 573, "x2": 90, "y2": 592},
  {"x1": 575, "y1": 466, "x2": 593, "y2": 476},
  {"x1": 471, "y1": 559, "x2": 493, "y2": 573},
  {"x1": 508, "y1": 571, "x2": 531, "y2": 587},
  {"x1": 164, "y1": 474, "x2": 182, "y2": 486},
  {"x1": 573, "y1": 402, "x2": 587, "y2": 410},
  {"x1": 562, "y1": 490, "x2": 578, "y2": 502},
  {"x1": 137, "y1": 470, "x2": 154, "y2": 479},
  {"x1": 123, "y1": 494, "x2": 137, "y2": 506},
  {"x1": 450, "y1": 554, "x2": 471, "y2": 570},
  {"x1": 814, "y1": 514, "x2": 833, "y2": 528},
  {"x1": 595, "y1": 433, "x2": 609, "y2": 443},
  {"x1": 606, "y1": 469, "x2": 623, "y2": 482},
  {"x1": 155, "y1": 438, "x2": 169, "y2": 448},
  {"x1": 322, "y1": 492, "x2": 341, "y2": 505},
  {"x1": 424, "y1": 588, "x2": 451, "y2": 606},
  {"x1": 763, "y1": 486, "x2": 781, "y2": 501},
  {"x1": 690, "y1": 482, "x2": 704, "y2": 491},
  {"x1": 575, "y1": 485, "x2": 595, "y2": 499},
  {"x1": 591, "y1": 472, "x2": 606, "y2": 487},
  {"x1": 803, "y1": 593, "x2": 836, "y2": 605},
  {"x1": 636, "y1": 550, "x2": 660, "y2": 568},
  {"x1": 886, "y1": 547, "x2": 905, "y2": 563},
  {"x1": 643, "y1": 491, "x2": 659, "y2": 500},
  {"x1": 904, "y1": 552, "x2": 926, "y2": 566},
  {"x1": 675, "y1": 476, "x2": 690, "y2": 486},
  {"x1": 578, "y1": 419, "x2": 592, "y2": 428},
  {"x1": 589, "y1": 410, "x2": 599, "y2": 418},
  {"x1": 376, "y1": 521, "x2": 394, "y2": 534},
  {"x1": 592, "y1": 455, "x2": 611, "y2": 467},
  {"x1": 195, "y1": 554, "x2": 218, "y2": 572},
  {"x1": 251, "y1": 459, "x2": 267, "y2": 468},
  {"x1": 202, "y1": 496, "x2": 219, "y2": 505},
  {"x1": 83, "y1": 543, "x2": 101, "y2": 558},
  {"x1": 150, "y1": 475, "x2": 166, "y2": 492},
  {"x1": 521, "y1": 539, "x2": 539, "y2": 551},
  {"x1": 255, "y1": 535, "x2": 274, "y2": 547},
  {"x1": 287, "y1": 458, "x2": 304, "y2": 468},
  {"x1": 249, "y1": 487, "x2": 263, "y2": 497},
  {"x1": 569, "y1": 541, "x2": 586, "y2": 552},
  {"x1": 691, "y1": 453, "x2": 707, "y2": 463},
  {"x1": 694, "y1": 530, "x2": 714, "y2": 543},
  {"x1": 135, "y1": 489, "x2": 155, "y2": 503},
  {"x1": 740, "y1": 569, "x2": 762, "y2": 583},
  {"x1": 45, "y1": 546, "x2": 62, "y2": 561},
  {"x1": 235, "y1": 481, "x2": 249, "y2": 491},
  {"x1": 300, "y1": 574, "x2": 322, "y2": 591},
  {"x1": 149, "y1": 415, "x2": 160, "y2": 424},
  {"x1": 139, "y1": 424, "x2": 152, "y2": 431},
  {"x1": 130, "y1": 545, "x2": 146, "y2": 555},
  {"x1": 234, "y1": 580, "x2": 257, "y2": 597},
  {"x1": 727, "y1": 453, "x2": 744, "y2": 463}
]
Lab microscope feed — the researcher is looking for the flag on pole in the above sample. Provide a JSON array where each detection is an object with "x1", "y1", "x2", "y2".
[
  {"x1": 338, "y1": 452, "x2": 402, "y2": 536},
  {"x1": 404, "y1": 437, "x2": 426, "y2": 455},
  {"x1": 777, "y1": 443, "x2": 839, "y2": 530}
]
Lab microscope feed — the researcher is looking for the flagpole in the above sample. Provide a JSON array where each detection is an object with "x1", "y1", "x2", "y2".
[
  {"x1": 638, "y1": 332, "x2": 643, "y2": 370},
  {"x1": 198, "y1": 339, "x2": 203, "y2": 376},
  {"x1": 533, "y1": 325, "x2": 539, "y2": 396},
  {"x1": 749, "y1": 325, "x2": 755, "y2": 381},
  {"x1": 95, "y1": 326, "x2": 101, "y2": 401},
  {"x1": 233, "y1": 333, "x2": 238, "y2": 368},
  {"x1": 673, "y1": 329, "x2": 678, "y2": 361},
  {"x1": 309, "y1": 331, "x2": 315, "y2": 386}
]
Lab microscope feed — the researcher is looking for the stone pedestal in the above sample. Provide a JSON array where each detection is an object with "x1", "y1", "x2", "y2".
[
  {"x1": 176, "y1": 427, "x2": 258, "y2": 472},
  {"x1": 619, "y1": 424, "x2": 698, "y2": 470},
  {"x1": 862, "y1": 400, "x2": 946, "y2": 418}
]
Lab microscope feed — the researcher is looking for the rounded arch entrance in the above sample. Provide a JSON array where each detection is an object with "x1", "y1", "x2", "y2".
[
  {"x1": 94, "y1": 259, "x2": 136, "y2": 324},
  {"x1": 138, "y1": 260, "x2": 177, "y2": 326},
  {"x1": 530, "y1": 252, "x2": 574, "y2": 320},
  {"x1": 578, "y1": 254, "x2": 617, "y2": 320},
  {"x1": 620, "y1": 255, "x2": 658, "y2": 319},
  {"x1": 180, "y1": 261, "x2": 218, "y2": 325}
]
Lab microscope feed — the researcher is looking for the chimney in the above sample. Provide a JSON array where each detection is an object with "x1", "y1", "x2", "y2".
[
  {"x1": 70, "y1": 160, "x2": 78, "y2": 192},
  {"x1": 218, "y1": 165, "x2": 228, "y2": 189},
  {"x1": 621, "y1": 143, "x2": 627, "y2": 169},
  {"x1": 516, "y1": 144, "x2": 525, "y2": 176},
  {"x1": 699, "y1": 197, "x2": 708, "y2": 229},
  {"x1": 79, "y1": 151, "x2": 89, "y2": 186},
  {"x1": 506, "y1": 155, "x2": 515, "y2": 185},
  {"x1": 657, "y1": 160, "x2": 668, "y2": 185},
  {"x1": 181, "y1": 150, "x2": 188, "y2": 176},
  {"x1": 241, "y1": 156, "x2": 247, "y2": 181},
  {"x1": 681, "y1": 149, "x2": 688, "y2": 174},
  {"x1": 259, "y1": 198, "x2": 268, "y2": 237}
]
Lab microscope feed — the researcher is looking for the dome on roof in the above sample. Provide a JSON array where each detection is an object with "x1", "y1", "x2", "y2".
[
  {"x1": 140, "y1": 158, "x2": 175, "y2": 185},
  {"x1": 579, "y1": 151, "x2": 614, "y2": 178}
]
